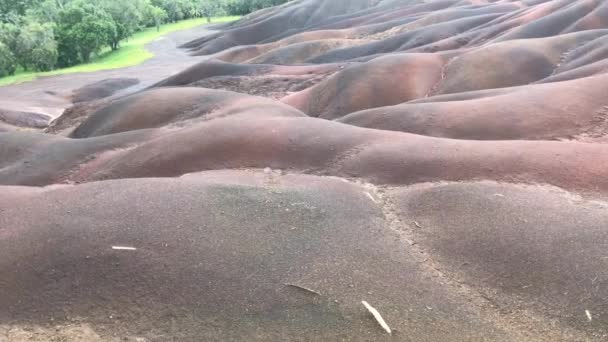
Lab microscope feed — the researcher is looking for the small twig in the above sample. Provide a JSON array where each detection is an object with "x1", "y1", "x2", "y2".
[
  {"x1": 365, "y1": 192, "x2": 378, "y2": 203},
  {"x1": 285, "y1": 283, "x2": 321, "y2": 296},
  {"x1": 586, "y1": 310, "x2": 593, "y2": 321},
  {"x1": 362, "y1": 300, "x2": 392, "y2": 334},
  {"x1": 112, "y1": 246, "x2": 137, "y2": 251},
  {"x1": 414, "y1": 221, "x2": 422, "y2": 228}
]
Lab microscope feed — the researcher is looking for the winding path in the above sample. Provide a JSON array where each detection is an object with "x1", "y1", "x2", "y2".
[{"x1": 0, "y1": 24, "x2": 215, "y2": 119}]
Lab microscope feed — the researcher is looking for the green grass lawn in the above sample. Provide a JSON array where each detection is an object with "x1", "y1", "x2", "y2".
[{"x1": 0, "y1": 16, "x2": 239, "y2": 87}]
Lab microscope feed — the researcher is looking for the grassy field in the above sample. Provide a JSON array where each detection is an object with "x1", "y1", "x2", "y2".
[{"x1": 0, "y1": 16, "x2": 239, "y2": 87}]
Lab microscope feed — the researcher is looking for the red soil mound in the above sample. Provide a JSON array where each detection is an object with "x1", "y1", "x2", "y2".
[
  {"x1": 180, "y1": 0, "x2": 383, "y2": 55},
  {"x1": 71, "y1": 78, "x2": 140, "y2": 103},
  {"x1": 282, "y1": 53, "x2": 446, "y2": 119},
  {"x1": 339, "y1": 74, "x2": 608, "y2": 140},
  {"x1": 5, "y1": 103, "x2": 608, "y2": 196},
  {"x1": 246, "y1": 39, "x2": 370, "y2": 65},
  {"x1": 1, "y1": 173, "x2": 551, "y2": 341},
  {"x1": 282, "y1": 30, "x2": 608, "y2": 118},
  {"x1": 70, "y1": 87, "x2": 305, "y2": 138},
  {"x1": 0, "y1": 108, "x2": 51, "y2": 129},
  {"x1": 153, "y1": 59, "x2": 347, "y2": 87}
]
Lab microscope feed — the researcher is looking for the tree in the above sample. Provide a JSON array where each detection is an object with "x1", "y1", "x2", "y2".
[
  {"x1": 72, "y1": 14, "x2": 116, "y2": 62},
  {"x1": 181, "y1": 0, "x2": 200, "y2": 19},
  {"x1": 158, "y1": 0, "x2": 184, "y2": 22},
  {"x1": 29, "y1": 40, "x2": 59, "y2": 71},
  {"x1": 14, "y1": 21, "x2": 58, "y2": 71},
  {"x1": 0, "y1": 22, "x2": 20, "y2": 51},
  {"x1": 56, "y1": 29, "x2": 80, "y2": 67},
  {"x1": 0, "y1": 0, "x2": 290, "y2": 78},
  {"x1": 0, "y1": 41, "x2": 17, "y2": 76},
  {"x1": 146, "y1": 5, "x2": 168, "y2": 32},
  {"x1": 56, "y1": 3, "x2": 116, "y2": 65},
  {"x1": 152, "y1": 0, "x2": 199, "y2": 22},
  {"x1": 0, "y1": 0, "x2": 36, "y2": 18},
  {"x1": 25, "y1": 0, "x2": 61, "y2": 23},
  {"x1": 101, "y1": 0, "x2": 142, "y2": 50},
  {"x1": 199, "y1": 0, "x2": 226, "y2": 23},
  {"x1": 225, "y1": 0, "x2": 290, "y2": 15}
]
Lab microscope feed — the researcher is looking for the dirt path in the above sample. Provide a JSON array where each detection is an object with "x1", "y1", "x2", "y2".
[{"x1": 0, "y1": 24, "x2": 215, "y2": 119}]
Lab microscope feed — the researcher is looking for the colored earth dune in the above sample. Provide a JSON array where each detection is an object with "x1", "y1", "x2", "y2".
[{"x1": 2, "y1": 0, "x2": 608, "y2": 341}]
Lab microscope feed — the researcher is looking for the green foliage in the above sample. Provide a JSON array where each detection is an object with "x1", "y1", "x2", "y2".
[
  {"x1": 0, "y1": 41, "x2": 17, "y2": 77},
  {"x1": 25, "y1": 0, "x2": 61, "y2": 23},
  {"x1": 74, "y1": 14, "x2": 116, "y2": 62},
  {"x1": 101, "y1": 0, "x2": 142, "y2": 50},
  {"x1": 151, "y1": 0, "x2": 184, "y2": 22},
  {"x1": 29, "y1": 41, "x2": 59, "y2": 71},
  {"x1": 0, "y1": 0, "x2": 36, "y2": 17},
  {"x1": 145, "y1": 6, "x2": 169, "y2": 31},
  {"x1": 0, "y1": 0, "x2": 287, "y2": 78},
  {"x1": 14, "y1": 20, "x2": 58, "y2": 71},
  {"x1": 0, "y1": 16, "x2": 238, "y2": 86},
  {"x1": 55, "y1": 4, "x2": 88, "y2": 66},
  {"x1": 200, "y1": 0, "x2": 227, "y2": 22},
  {"x1": 226, "y1": 0, "x2": 290, "y2": 16},
  {"x1": 56, "y1": 3, "x2": 117, "y2": 64},
  {"x1": 0, "y1": 22, "x2": 20, "y2": 51}
]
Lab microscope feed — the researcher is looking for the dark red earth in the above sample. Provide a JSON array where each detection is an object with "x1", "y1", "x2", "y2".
[{"x1": 2, "y1": 0, "x2": 608, "y2": 341}]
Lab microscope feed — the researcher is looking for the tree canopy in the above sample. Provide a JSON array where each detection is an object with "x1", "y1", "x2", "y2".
[{"x1": 0, "y1": 0, "x2": 290, "y2": 76}]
